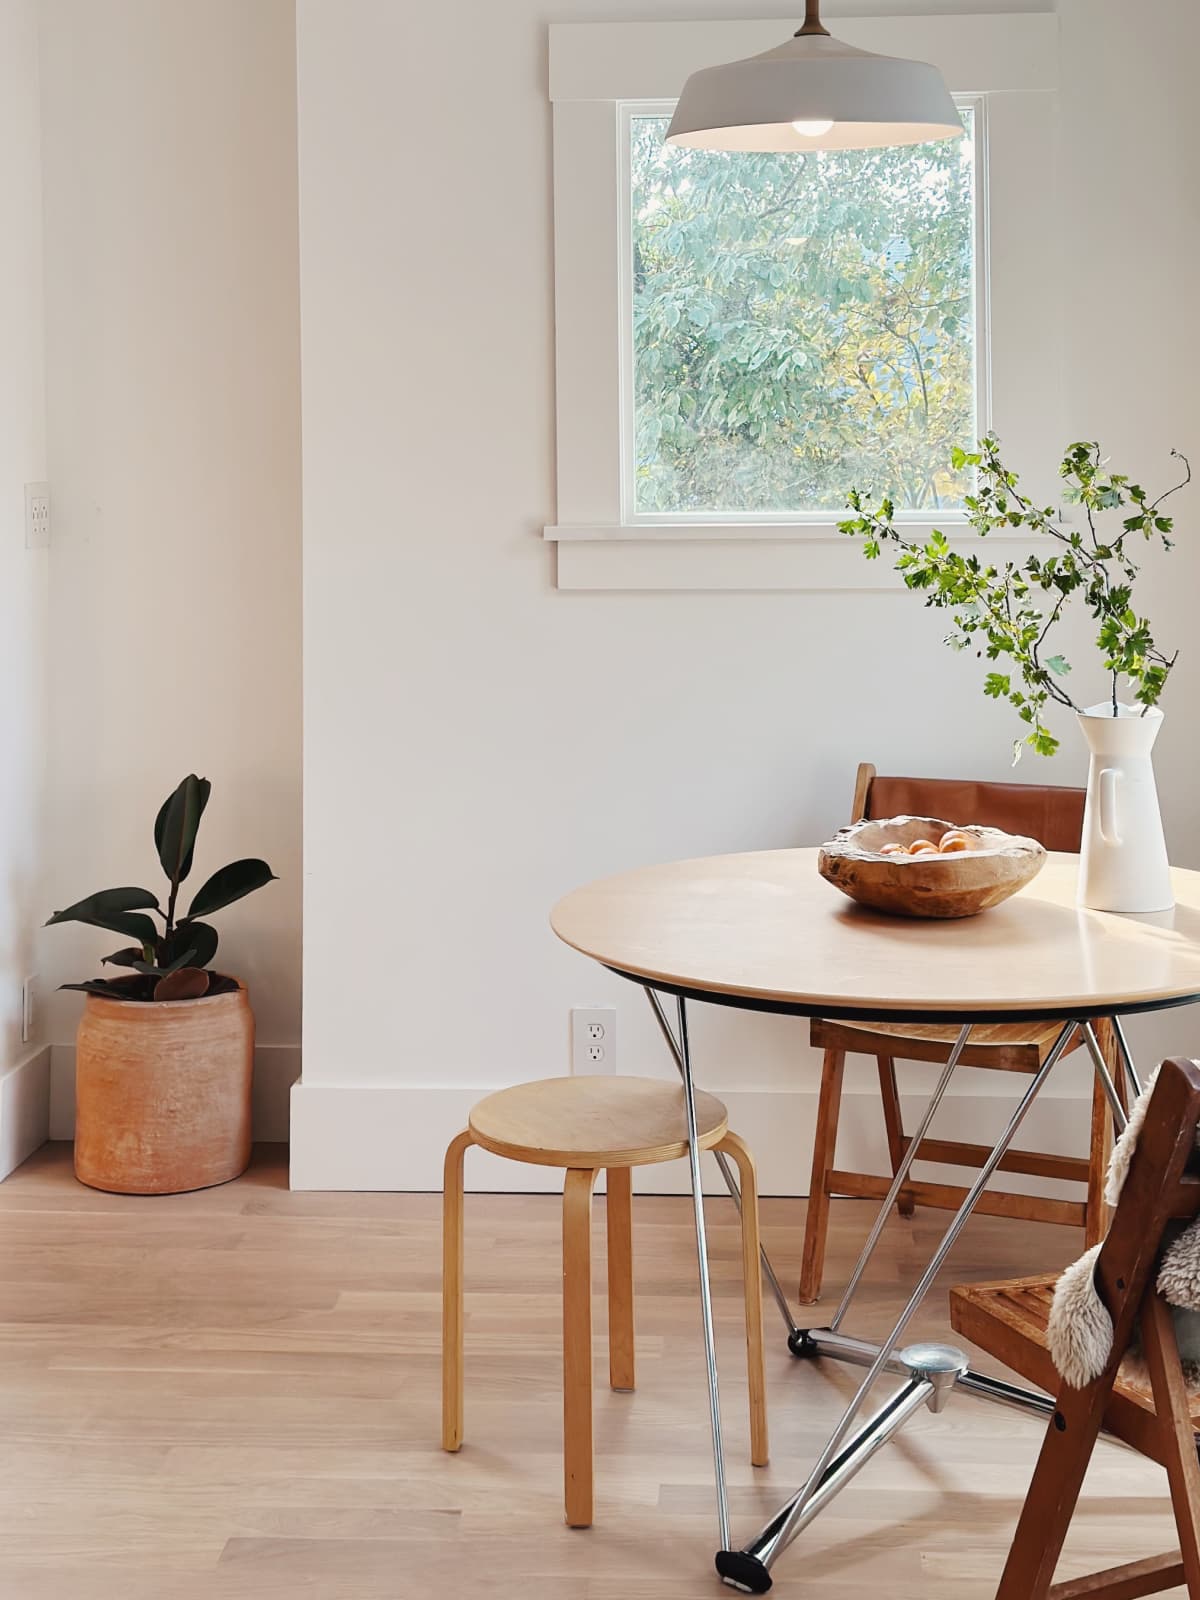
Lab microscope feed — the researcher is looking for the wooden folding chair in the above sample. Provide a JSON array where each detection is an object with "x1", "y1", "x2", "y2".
[
  {"x1": 800, "y1": 760, "x2": 1121, "y2": 1305},
  {"x1": 949, "y1": 1056, "x2": 1200, "y2": 1599}
]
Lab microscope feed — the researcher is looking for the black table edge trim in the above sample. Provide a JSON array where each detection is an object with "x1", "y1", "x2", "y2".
[{"x1": 603, "y1": 966, "x2": 1200, "y2": 1026}]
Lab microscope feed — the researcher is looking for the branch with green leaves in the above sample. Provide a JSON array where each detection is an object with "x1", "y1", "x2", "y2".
[{"x1": 840, "y1": 436, "x2": 1189, "y2": 760}]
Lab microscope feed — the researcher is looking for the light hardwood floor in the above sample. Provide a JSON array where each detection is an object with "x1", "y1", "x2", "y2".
[{"x1": 0, "y1": 1144, "x2": 1183, "y2": 1598}]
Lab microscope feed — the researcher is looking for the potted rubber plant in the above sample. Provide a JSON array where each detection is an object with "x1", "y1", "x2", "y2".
[
  {"x1": 46, "y1": 774, "x2": 276, "y2": 1194},
  {"x1": 840, "y1": 437, "x2": 1191, "y2": 915}
]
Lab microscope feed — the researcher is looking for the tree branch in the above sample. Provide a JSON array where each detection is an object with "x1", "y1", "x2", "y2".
[{"x1": 1150, "y1": 449, "x2": 1192, "y2": 511}]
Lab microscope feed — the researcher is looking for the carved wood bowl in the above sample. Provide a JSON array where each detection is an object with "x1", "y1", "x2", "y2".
[{"x1": 817, "y1": 815, "x2": 1047, "y2": 920}]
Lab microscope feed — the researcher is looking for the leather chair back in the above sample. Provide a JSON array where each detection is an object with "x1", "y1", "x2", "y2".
[{"x1": 857, "y1": 767, "x2": 1086, "y2": 853}]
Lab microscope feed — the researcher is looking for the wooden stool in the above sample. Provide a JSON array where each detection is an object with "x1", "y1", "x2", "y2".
[{"x1": 441, "y1": 1075, "x2": 768, "y2": 1527}]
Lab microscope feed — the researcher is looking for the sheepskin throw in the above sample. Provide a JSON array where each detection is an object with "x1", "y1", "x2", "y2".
[{"x1": 1047, "y1": 1066, "x2": 1200, "y2": 1389}]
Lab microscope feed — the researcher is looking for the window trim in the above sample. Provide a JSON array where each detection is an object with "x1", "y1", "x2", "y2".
[{"x1": 545, "y1": 14, "x2": 1062, "y2": 591}]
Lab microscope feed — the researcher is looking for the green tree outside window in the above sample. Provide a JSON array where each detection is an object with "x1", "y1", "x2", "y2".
[{"x1": 630, "y1": 109, "x2": 977, "y2": 515}]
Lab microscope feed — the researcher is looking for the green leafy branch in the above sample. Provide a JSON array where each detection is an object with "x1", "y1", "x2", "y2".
[{"x1": 840, "y1": 435, "x2": 1190, "y2": 760}]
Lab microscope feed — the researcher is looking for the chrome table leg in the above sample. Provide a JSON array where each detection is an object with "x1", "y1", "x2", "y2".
[
  {"x1": 733, "y1": 1018, "x2": 1079, "y2": 1584},
  {"x1": 677, "y1": 996, "x2": 731, "y2": 1552},
  {"x1": 1112, "y1": 1015, "x2": 1143, "y2": 1099},
  {"x1": 830, "y1": 1022, "x2": 972, "y2": 1333},
  {"x1": 639, "y1": 987, "x2": 1104, "y2": 1586},
  {"x1": 718, "y1": 1345, "x2": 967, "y2": 1593},
  {"x1": 644, "y1": 986, "x2": 798, "y2": 1338},
  {"x1": 1081, "y1": 1019, "x2": 1130, "y2": 1133}
]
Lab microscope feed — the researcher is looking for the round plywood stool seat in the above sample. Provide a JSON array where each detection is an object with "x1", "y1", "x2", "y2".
[
  {"x1": 468, "y1": 1074, "x2": 729, "y2": 1168},
  {"x1": 442, "y1": 1074, "x2": 767, "y2": 1528}
]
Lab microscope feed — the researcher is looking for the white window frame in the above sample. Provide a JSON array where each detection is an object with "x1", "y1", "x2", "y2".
[{"x1": 545, "y1": 14, "x2": 1062, "y2": 591}]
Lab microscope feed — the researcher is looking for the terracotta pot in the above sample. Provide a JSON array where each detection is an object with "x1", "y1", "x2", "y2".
[{"x1": 74, "y1": 977, "x2": 254, "y2": 1195}]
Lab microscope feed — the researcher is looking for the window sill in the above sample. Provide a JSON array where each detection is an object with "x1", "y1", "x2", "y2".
[{"x1": 544, "y1": 525, "x2": 1042, "y2": 593}]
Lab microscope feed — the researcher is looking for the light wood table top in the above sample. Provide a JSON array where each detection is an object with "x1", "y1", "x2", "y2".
[{"x1": 551, "y1": 850, "x2": 1200, "y2": 1023}]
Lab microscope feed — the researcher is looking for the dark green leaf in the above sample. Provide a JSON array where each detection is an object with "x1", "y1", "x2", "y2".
[
  {"x1": 135, "y1": 947, "x2": 197, "y2": 978},
  {"x1": 165, "y1": 946, "x2": 199, "y2": 975},
  {"x1": 46, "y1": 887, "x2": 160, "y2": 948},
  {"x1": 187, "y1": 859, "x2": 276, "y2": 919},
  {"x1": 154, "y1": 775, "x2": 211, "y2": 887},
  {"x1": 59, "y1": 979, "x2": 145, "y2": 1000},
  {"x1": 170, "y1": 920, "x2": 218, "y2": 969},
  {"x1": 101, "y1": 947, "x2": 145, "y2": 969}
]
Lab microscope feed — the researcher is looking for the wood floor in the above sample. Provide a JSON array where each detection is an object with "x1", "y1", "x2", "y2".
[{"x1": 0, "y1": 1143, "x2": 1183, "y2": 1599}]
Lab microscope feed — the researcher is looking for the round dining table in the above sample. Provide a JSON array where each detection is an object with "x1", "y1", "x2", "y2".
[{"x1": 551, "y1": 849, "x2": 1200, "y2": 1593}]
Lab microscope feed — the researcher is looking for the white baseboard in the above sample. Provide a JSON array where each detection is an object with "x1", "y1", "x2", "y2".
[
  {"x1": 48, "y1": 1043, "x2": 301, "y2": 1142},
  {"x1": 0, "y1": 1046, "x2": 52, "y2": 1180},
  {"x1": 289, "y1": 1076, "x2": 1098, "y2": 1195}
]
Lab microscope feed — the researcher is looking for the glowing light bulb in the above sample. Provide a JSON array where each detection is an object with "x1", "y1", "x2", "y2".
[{"x1": 791, "y1": 118, "x2": 834, "y2": 137}]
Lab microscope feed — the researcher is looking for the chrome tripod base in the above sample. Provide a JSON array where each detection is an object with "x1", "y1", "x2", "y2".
[
  {"x1": 897, "y1": 1340, "x2": 970, "y2": 1411},
  {"x1": 716, "y1": 1338, "x2": 967, "y2": 1591},
  {"x1": 639, "y1": 986, "x2": 1125, "y2": 1590},
  {"x1": 790, "y1": 1325, "x2": 1053, "y2": 1418}
]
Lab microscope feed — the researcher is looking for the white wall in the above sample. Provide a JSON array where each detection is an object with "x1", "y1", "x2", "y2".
[
  {"x1": 1054, "y1": 0, "x2": 1200, "y2": 1081},
  {"x1": 36, "y1": 0, "x2": 304, "y2": 1140},
  {"x1": 294, "y1": 0, "x2": 1199, "y2": 1191},
  {"x1": 0, "y1": 0, "x2": 51, "y2": 1178}
]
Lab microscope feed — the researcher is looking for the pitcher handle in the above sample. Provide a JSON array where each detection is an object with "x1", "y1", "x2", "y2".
[{"x1": 1099, "y1": 767, "x2": 1122, "y2": 847}]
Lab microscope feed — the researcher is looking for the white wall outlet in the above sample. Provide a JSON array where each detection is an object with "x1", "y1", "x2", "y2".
[
  {"x1": 24, "y1": 482, "x2": 50, "y2": 549},
  {"x1": 571, "y1": 1006, "x2": 616, "y2": 1075},
  {"x1": 21, "y1": 976, "x2": 37, "y2": 1045}
]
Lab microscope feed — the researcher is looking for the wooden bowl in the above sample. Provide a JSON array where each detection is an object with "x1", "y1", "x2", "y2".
[{"x1": 817, "y1": 815, "x2": 1047, "y2": 920}]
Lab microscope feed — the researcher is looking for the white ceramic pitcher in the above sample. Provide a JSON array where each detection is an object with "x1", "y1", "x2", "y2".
[{"x1": 1077, "y1": 702, "x2": 1172, "y2": 914}]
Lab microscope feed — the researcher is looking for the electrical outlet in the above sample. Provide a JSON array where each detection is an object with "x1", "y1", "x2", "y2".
[
  {"x1": 24, "y1": 483, "x2": 50, "y2": 549},
  {"x1": 571, "y1": 1007, "x2": 616, "y2": 1075},
  {"x1": 21, "y1": 976, "x2": 37, "y2": 1045}
]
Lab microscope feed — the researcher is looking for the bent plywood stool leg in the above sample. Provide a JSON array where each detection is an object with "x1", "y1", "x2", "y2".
[
  {"x1": 441, "y1": 1129, "x2": 475, "y2": 1453},
  {"x1": 606, "y1": 1165, "x2": 635, "y2": 1393},
  {"x1": 563, "y1": 1166, "x2": 599, "y2": 1527},
  {"x1": 717, "y1": 1130, "x2": 769, "y2": 1467}
]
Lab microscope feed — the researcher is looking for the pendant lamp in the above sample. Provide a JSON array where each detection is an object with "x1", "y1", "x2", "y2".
[{"x1": 666, "y1": 0, "x2": 962, "y2": 153}]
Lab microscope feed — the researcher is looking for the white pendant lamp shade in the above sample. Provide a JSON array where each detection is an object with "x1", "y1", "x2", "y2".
[{"x1": 666, "y1": 10, "x2": 962, "y2": 154}]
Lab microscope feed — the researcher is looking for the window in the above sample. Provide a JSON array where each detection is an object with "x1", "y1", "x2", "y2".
[
  {"x1": 627, "y1": 105, "x2": 980, "y2": 520},
  {"x1": 547, "y1": 16, "x2": 1061, "y2": 590}
]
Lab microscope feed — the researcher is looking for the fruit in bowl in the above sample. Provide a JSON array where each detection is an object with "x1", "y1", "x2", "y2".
[
  {"x1": 882, "y1": 827, "x2": 976, "y2": 859},
  {"x1": 817, "y1": 815, "x2": 1046, "y2": 919}
]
